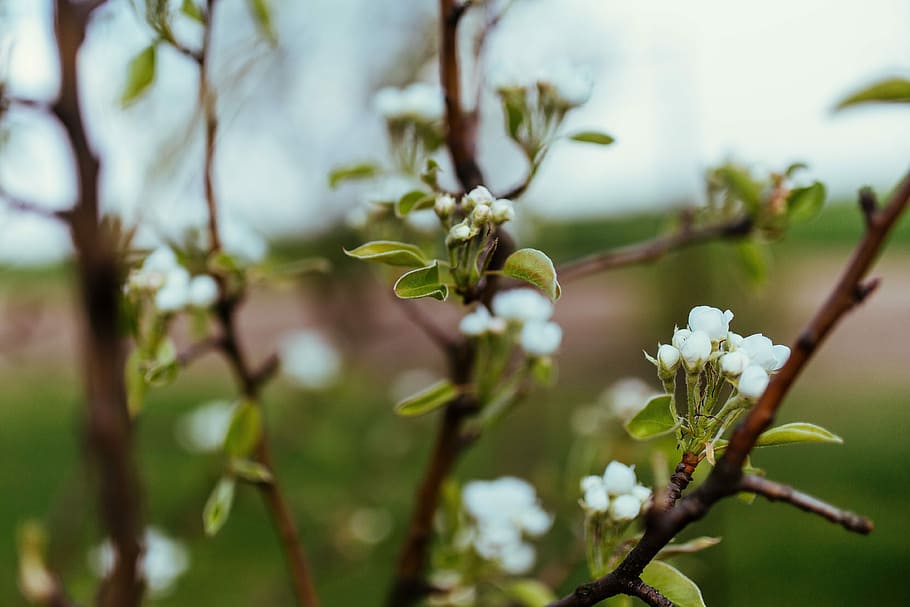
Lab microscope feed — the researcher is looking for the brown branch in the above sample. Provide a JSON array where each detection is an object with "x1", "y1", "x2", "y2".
[
  {"x1": 53, "y1": 2, "x2": 144, "y2": 606},
  {"x1": 739, "y1": 475, "x2": 873, "y2": 534},
  {"x1": 0, "y1": 185, "x2": 70, "y2": 222},
  {"x1": 627, "y1": 578, "x2": 674, "y2": 607},
  {"x1": 200, "y1": 0, "x2": 221, "y2": 252},
  {"x1": 440, "y1": 0, "x2": 484, "y2": 189},
  {"x1": 549, "y1": 171, "x2": 910, "y2": 607},
  {"x1": 177, "y1": 335, "x2": 224, "y2": 366},
  {"x1": 558, "y1": 215, "x2": 753, "y2": 282}
]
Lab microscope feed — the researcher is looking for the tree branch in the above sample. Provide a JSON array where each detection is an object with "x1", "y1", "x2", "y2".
[
  {"x1": 53, "y1": 2, "x2": 144, "y2": 606},
  {"x1": 739, "y1": 475, "x2": 873, "y2": 534},
  {"x1": 558, "y1": 215, "x2": 753, "y2": 282},
  {"x1": 549, "y1": 170, "x2": 910, "y2": 606},
  {"x1": 0, "y1": 186, "x2": 70, "y2": 222}
]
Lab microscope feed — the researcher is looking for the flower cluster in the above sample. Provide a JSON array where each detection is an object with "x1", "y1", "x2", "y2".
[
  {"x1": 579, "y1": 461, "x2": 652, "y2": 522},
  {"x1": 461, "y1": 477, "x2": 553, "y2": 574},
  {"x1": 443, "y1": 186, "x2": 515, "y2": 244},
  {"x1": 374, "y1": 82, "x2": 445, "y2": 124},
  {"x1": 89, "y1": 527, "x2": 190, "y2": 598},
  {"x1": 126, "y1": 246, "x2": 219, "y2": 313},
  {"x1": 494, "y1": 63, "x2": 594, "y2": 109},
  {"x1": 459, "y1": 288, "x2": 562, "y2": 357},
  {"x1": 279, "y1": 330, "x2": 342, "y2": 390}
]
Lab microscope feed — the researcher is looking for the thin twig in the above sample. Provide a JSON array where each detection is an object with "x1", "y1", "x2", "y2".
[
  {"x1": 558, "y1": 215, "x2": 753, "y2": 282},
  {"x1": 176, "y1": 336, "x2": 224, "y2": 367},
  {"x1": 549, "y1": 172, "x2": 910, "y2": 606},
  {"x1": 739, "y1": 475, "x2": 873, "y2": 534},
  {"x1": 0, "y1": 185, "x2": 70, "y2": 222}
]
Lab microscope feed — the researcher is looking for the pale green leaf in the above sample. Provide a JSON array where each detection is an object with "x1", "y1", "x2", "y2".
[
  {"x1": 121, "y1": 44, "x2": 157, "y2": 106},
  {"x1": 247, "y1": 0, "x2": 276, "y2": 43},
  {"x1": 502, "y1": 579, "x2": 557, "y2": 607},
  {"x1": 657, "y1": 536, "x2": 722, "y2": 558},
  {"x1": 568, "y1": 131, "x2": 615, "y2": 145},
  {"x1": 787, "y1": 182, "x2": 826, "y2": 223},
  {"x1": 755, "y1": 422, "x2": 843, "y2": 448},
  {"x1": 395, "y1": 190, "x2": 434, "y2": 216},
  {"x1": 181, "y1": 0, "x2": 205, "y2": 23},
  {"x1": 143, "y1": 338, "x2": 178, "y2": 387},
  {"x1": 223, "y1": 400, "x2": 262, "y2": 457},
  {"x1": 625, "y1": 394, "x2": 678, "y2": 440},
  {"x1": 502, "y1": 248, "x2": 561, "y2": 300},
  {"x1": 328, "y1": 163, "x2": 380, "y2": 189},
  {"x1": 717, "y1": 165, "x2": 761, "y2": 211},
  {"x1": 344, "y1": 240, "x2": 428, "y2": 267},
  {"x1": 229, "y1": 458, "x2": 273, "y2": 483},
  {"x1": 394, "y1": 380, "x2": 458, "y2": 417},
  {"x1": 203, "y1": 477, "x2": 235, "y2": 536},
  {"x1": 393, "y1": 262, "x2": 448, "y2": 301},
  {"x1": 640, "y1": 560, "x2": 706, "y2": 607},
  {"x1": 836, "y1": 77, "x2": 910, "y2": 110}
]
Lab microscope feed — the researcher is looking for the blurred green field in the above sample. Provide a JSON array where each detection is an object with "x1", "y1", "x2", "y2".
[{"x1": 2, "y1": 203, "x2": 909, "y2": 606}]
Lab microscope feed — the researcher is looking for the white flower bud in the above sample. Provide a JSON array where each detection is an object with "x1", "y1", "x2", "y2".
[
  {"x1": 679, "y1": 330, "x2": 712, "y2": 372},
  {"x1": 740, "y1": 333, "x2": 790, "y2": 372},
  {"x1": 738, "y1": 364, "x2": 770, "y2": 400},
  {"x1": 580, "y1": 475, "x2": 604, "y2": 492},
  {"x1": 671, "y1": 327, "x2": 691, "y2": 350},
  {"x1": 583, "y1": 485, "x2": 609, "y2": 512},
  {"x1": 492, "y1": 288, "x2": 553, "y2": 322},
  {"x1": 434, "y1": 194, "x2": 456, "y2": 219},
  {"x1": 459, "y1": 307, "x2": 492, "y2": 336},
  {"x1": 491, "y1": 198, "x2": 515, "y2": 224},
  {"x1": 656, "y1": 344, "x2": 681, "y2": 374},
  {"x1": 466, "y1": 186, "x2": 494, "y2": 208},
  {"x1": 719, "y1": 351, "x2": 750, "y2": 377},
  {"x1": 609, "y1": 494, "x2": 641, "y2": 521},
  {"x1": 520, "y1": 320, "x2": 562, "y2": 356},
  {"x1": 603, "y1": 461, "x2": 637, "y2": 496},
  {"x1": 472, "y1": 203, "x2": 492, "y2": 224},
  {"x1": 726, "y1": 331, "x2": 744, "y2": 351},
  {"x1": 154, "y1": 267, "x2": 191, "y2": 312},
  {"x1": 687, "y1": 306, "x2": 734, "y2": 342},
  {"x1": 447, "y1": 220, "x2": 474, "y2": 244},
  {"x1": 631, "y1": 484, "x2": 652, "y2": 505},
  {"x1": 188, "y1": 275, "x2": 218, "y2": 308}
]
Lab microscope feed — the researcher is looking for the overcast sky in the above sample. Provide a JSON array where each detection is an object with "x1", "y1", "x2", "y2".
[{"x1": 1, "y1": 0, "x2": 909, "y2": 264}]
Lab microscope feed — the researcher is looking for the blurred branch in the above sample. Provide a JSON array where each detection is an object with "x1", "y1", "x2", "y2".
[
  {"x1": 558, "y1": 214, "x2": 753, "y2": 282},
  {"x1": 739, "y1": 475, "x2": 873, "y2": 534},
  {"x1": 176, "y1": 335, "x2": 224, "y2": 367},
  {"x1": 549, "y1": 171, "x2": 910, "y2": 606},
  {"x1": 0, "y1": 184, "x2": 70, "y2": 222},
  {"x1": 52, "y1": 2, "x2": 144, "y2": 607}
]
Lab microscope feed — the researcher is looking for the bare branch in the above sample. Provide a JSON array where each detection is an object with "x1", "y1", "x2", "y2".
[
  {"x1": 176, "y1": 336, "x2": 224, "y2": 367},
  {"x1": 739, "y1": 475, "x2": 873, "y2": 534},
  {"x1": 0, "y1": 186, "x2": 70, "y2": 222}
]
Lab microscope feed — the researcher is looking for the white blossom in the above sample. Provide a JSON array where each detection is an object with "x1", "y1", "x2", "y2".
[
  {"x1": 154, "y1": 266, "x2": 191, "y2": 312},
  {"x1": 89, "y1": 527, "x2": 189, "y2": 598},
  {"x1": 657, "y1": 344, "x2": 681, "y2": 373},
  {"x1": 678, "y1": 329, "x2": 712, "y2": 372},
  {"x1": 471, "y1": 203, "x2": 492, "y2": 224},
  {"x1": 175, "y1": 400, "x2": 236, "y2": 453},
  {"x1": 459, "y1": 307, "x2": 493, "y2": 336},
  {"x1": 434, "y1": 193, "x2": 456, "y2": 219},
  {"x1": 539, "y1": 64, "x2": 593, "y2": 107},
  {"x1": 631, "y1": 484, "x2": 652, "y2": 505},
  {"x1": 603, "y1": 461, "x2": 637, "y2": 496},
  {"x1": 463, "y1": 186, "x2": 494, "y2": 211},
  {"x1": 519, "y1": 320, "x2": 562, "y2": 356},
  {"x1": 719, "y1": 351, "x2": 750, "y2": 377},
  {"x1": 279, "y1": 330, "x2": 342, "y2": 389},
  {"x1": 580, "y1": 476, "x2": 610, "y2": 512},
  {"x1": 738, "y1": 364, "x2": 770, "y2": 401},
  {"x1": 580, "y1": 463, "x2": 651, "y2": 522},
  {"x1": 447, "y1": 220, "x2": 474, "y2": 243},
  {"x1": 492, "y1": 288, "x2": 553, "y2": 323},
  {"x1": 671, "y1": 327, "x2": 691, "y2": 350},
  {"x1": 687, "y1": 306, "x2": 734, "y2": 342},
  {"x1": 374, "y1": 82, "x2": 445, "y2": 122},
  {"x1": 739, "y1": 333, "x2": 790, "y2": 372},
  {"x1": 491, "y1": 198, "x2": 515, "y2": 224},
  {"x1": 188, "y1": 275, "x2": 218, "y2": 308},
  {"x1": 609, "y1": 494, "x2": 642, "y2": 521},
  {"x1": 726, "y1": 331, "x2": 744, "y2": 351}
]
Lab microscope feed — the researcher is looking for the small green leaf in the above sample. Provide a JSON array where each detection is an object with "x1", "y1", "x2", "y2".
[
  {"x1": 203, "y1": 477, "x2": 235, "y2": 536},
  {"x1": 785, "y1": 161, "x2": 808, "y2": 177},
  {"x1": 503, "y1": 579, "x2": 557, "y2": 607},
  {"x1": 395, "y1": 190, "x2": 434, "y2": 216},
  {"x1": 393, "y1": 262, "x2": 448, "y2": 301},
  {"x1": 181, "y1": 0, "x2": 205, "y2": 23},
  {"x1": 394, "y1": 380, "x2": 458, "y2": 417},
  {"x1": 625, "y1": 394, "x2": 678, "y2": 440},
  {"x1": 328, "y1": 163, "x2": 380, "y2": 189},
  {"x1": 344, "y1": 240, "x2": 428, "y2": 267},
  {"x1": 836, "y1": 77, "x2": 910, "y2": 110},
  {"x1": 143, "y1": 338, "x2": 178, "y2": 387},
  {"x1": 229, "y1": 458, "x2": 273, "y2": 483},
  {"x1": 420, "y1": 158, "x2": 441, "y2": 189},
  {"x1": 223, "y1": 400, "x2": 262, "y2": 457},
  {"x1": 640, "y1": 561, "x2": 706, "y2": 607},
  {"x1": 502, "y1": 248, "x2": 561, "y2": 301},
  {"x1": 657, "y1": 536, "x2": 722, "y2": 558},
  {"x1": 247, "y1": 0, "x2": 276, "y2": 43},
  {"x1": 530, "y1": 357, "x2": 557, "y2": 387},
  {"x1": 755, "y1": 422, "x2": 843, "y2": 447},
  {"x1": 503, "y1": 96, "x2": 526, "y2": 140},
  {"x1": 787, "y1": 181, "x2": 826, "y2": 223},
  {"x1": 125, "y1": 349, "x2": 145, "y2": 416},
  {"x1": 717, "y1": 165, "x2": 761, "y2": 211},
  {"x1": 568, "y1": 131, "x2": 615, "y2": 145},
  {"x1": 121, "y1": 44, "x2": 157, "y2": 106}
]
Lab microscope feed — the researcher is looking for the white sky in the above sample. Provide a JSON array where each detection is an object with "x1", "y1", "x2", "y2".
[{"x1": 1, "y1": 0, "x2": 909, "y2": 264}]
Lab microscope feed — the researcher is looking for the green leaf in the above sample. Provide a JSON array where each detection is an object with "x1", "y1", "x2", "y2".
[
  {"x1": 181, "y1": 0, "x2": 205, "y2": 23},
  {"x1": 503, "y1": 96, "x2": 526, "y2": 140},
  {"x1": 393, "y1": 262, "x2": 448, "y2": 301},
  {"x1": 121, "y1": 44, "x2": 157, "y2": 106},
  {"x1": 836, "y1": 77, "x2": 910, "y2": 110},
  {"x1": 143, "y1": 338, "x2": 178, "y2": 387},
  {"x1": 530, "y1": 356, "x2": 557, "y2": 387},
  {"x1": 657, "y1": 536, "x2": 722, "y2": 558},
  {"x1": 223, "y1": 400, "x2": 262, "y2": 457},
  {"x1": 785, "y1": 161, "x2": 808, "y2": 178},
  {"x1": 755, "y1": 422, "x2": 843, "y2": 447},
  {"x1": 203, "y1": 477, "x2": 235, "y2": 537},
  {"x1": 395, "y1": 190, "x2": 434, "y2": 216},
  {"x1": 502, "y1": 579, "x2": 557, "y2": 607},
  {"x1": 625, "y1": 394, "x2": 678, "y2": 440},
  {"x1": 394, "y1": 380, "x2": 458, "y2": 417},
  {"x1": 246, "y1": 0, "x2": 276, "y2": 43},
  {"x1": 717, "y1": 165, "x2": 761, "y2": 211},
  {"x1": 502, "y1": 248, "x2": 561, "y2": 301},
  {"x1": 344, "y1": 240, "x2": 428, "y2": 267},
  {"x1": 328, "y1": 163, "x2": 380, "y2": 189},
  {"x1": 568, "y1": 131, "x2": 616, "y2": 145},
  {"x1": 640, "y1": 561, "x2": 706, "y2": 607},
  {"x1": 420, "y1": 158, "x2": 441, "y2": 189},
  {"x1": 125, "y1": 349, "x2": 145, "y2": 416},
  {"x1": 787, "y1": 181, "x2": 826, "y2": 223},
  {"x1": 736, "y1": 240, "x2": 769, "y2": 286},
  {"x1": 229, "y1": 458, "x2": 273, "y2": 483}
]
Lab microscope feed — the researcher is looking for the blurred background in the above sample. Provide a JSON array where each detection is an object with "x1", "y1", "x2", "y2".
[{"x1": 1, "y1": 0, "x2": 909, "y2": 605}]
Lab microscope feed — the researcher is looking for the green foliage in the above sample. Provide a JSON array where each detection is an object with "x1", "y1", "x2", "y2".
[
  {"x1": 228, "y1": 458, "x2": 273, "y2": 484},
  {"x1": 181, "y1": 0, "x2": 205, "y2": 23},
  {"x1": 754, "y1": 422, "x2": 843, "y2": 447},
  {"x1": 344, "y1": 240, "x2": 428, "y2": 267},
  {"x1": 502, "y1": 248, "x2": 561, "y2": 300},
  {"x1": 640, "y1": 560, "x2": 707, "y2": 607},
  {"x1": 393, "y1": 262, "x2": 448, "y2": 301},
  {"x1": 503, "y1": 579, "x2": 558, "y2": 606},
  {"x1": 247, "y1": 0, "x2": 277, "y2": 43},
  {"x1": 569, "y1": 131, "x2": 616, "y2": 145},
  {"x1": 836, "y1": 77, "x2": 910, "y2": 109},
  {"x1": 121, "y1": 43, "x2": 157, "y2": 106},
  {"x1": 787, "y1": 182, "x2": 826, "y2": 223},
  {"x1": 143, "y1": 337, "x2": 179, "y2": 387},
  {"x1": 395, "y1": 190, "x2": 435, "y2": 216},
  {"x1": 328, "y1": 163, "x2": 381, "y2": 189},
  {"x1": 223, "y1": 401, "x2": 262, "y2": 457},
  {"x1": 394, "y1": 380, "x2": 459, "y2": 417},
  {"x1": 203, "y1": 477, "x2": 236, "y2": 537},
  {"x1": 625, "y1": 395, "x2": 678, "y2": 440}
]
